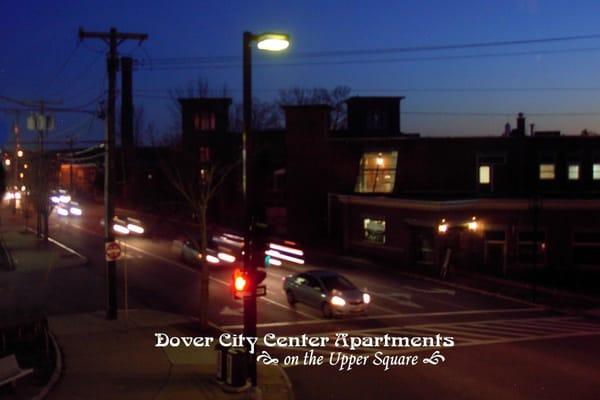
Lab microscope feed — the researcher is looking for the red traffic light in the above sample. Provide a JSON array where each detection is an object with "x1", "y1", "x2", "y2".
[{"x1": 234, "y1": 269, "x2": 248, "y2": 292}]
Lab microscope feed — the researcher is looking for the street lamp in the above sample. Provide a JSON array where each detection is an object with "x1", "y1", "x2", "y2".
[
  {"x1": 17, "y1": 149, "x2": 23, "y2": 158},
  {"x1": 242, "y1": 30, "x2": 289, "y2": 391}
]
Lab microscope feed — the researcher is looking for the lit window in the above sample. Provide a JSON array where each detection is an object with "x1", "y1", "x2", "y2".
[
  {"x1": 539, "y1": 164, "x2": 555, "y2": 180},
  {"x1": 363, "y1": 218, "x2": 386, "y2": 244},
  {"x1": 194, "y1": 111, "x2": 216, "y2": 131},
  {"x1": 568, "y1": 164, "x2": 580, "y2": 180},
  {"x1": 594, "y1": 163, "x2": 600, "y2": 180},
  {"x1": 355, "y1": 151, "x2": 398, "y2": 193},
  {"x1": 479, "y1": 165, "x2": 490, "y2": 184}
]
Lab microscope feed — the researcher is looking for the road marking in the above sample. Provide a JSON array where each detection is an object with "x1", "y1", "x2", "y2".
[
  {"x1": 275, "y1": 315, "x2": 600, "y2": 362},
  {"x1": 62, "y1": 222, "x2": 318, "y2": 320},
  {"x1": 220, "y1": 306, "x2": 243, "y2": 316},
  {"x1": 219, "y1": 306, "x2": 543, "y2": 330},
  {"x1": 402, "y1": 286, "x2": 456, "y2": 296},
  {"x1": 26, "y1": 228, "x2": 88, "y2": 261}
]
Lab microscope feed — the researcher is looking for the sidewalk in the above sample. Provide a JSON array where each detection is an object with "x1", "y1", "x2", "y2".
[
  {"x1": 47, "y1": 310, "x2": 293, "y2": 400},
  {"x1": 0, "y1": 210, "x2": 293, "y2": 400}
]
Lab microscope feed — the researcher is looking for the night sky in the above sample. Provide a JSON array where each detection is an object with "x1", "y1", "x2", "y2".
[{"x1": 3, "y1": 0, "x2": 600, "y2": 147}]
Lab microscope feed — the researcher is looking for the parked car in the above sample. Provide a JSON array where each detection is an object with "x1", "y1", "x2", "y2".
[{"x1": 283, "y1": 270, "x2": 370, "y2": 318}]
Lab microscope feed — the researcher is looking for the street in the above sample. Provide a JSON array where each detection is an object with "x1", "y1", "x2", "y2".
[{"x1": 3, "y1": 201, "x2": 599, "y2": 399}]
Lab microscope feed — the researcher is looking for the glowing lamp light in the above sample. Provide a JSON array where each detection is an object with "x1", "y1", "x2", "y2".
[
  {"x1": 19, "y1": 172, "x2": 24, "y2": 179},
  {"x1": 438, "y1": 219, "x2": 448, "y2": 234},
  {"x1": 363, "y1": 293, "x2": 371, "y2": 304},
  {"x1": 50, "y1": 196, "x2": 60, "y2": 204},
  {"x1": 330, "y1": 295, "x2": 346, "y2": 307},
  {"x1": 20, "y1": 186, "x2": 26, "y2": 192},
  {"x1": 376, "y1": 156, "x2": 384, "y2": 167},
  {"x1": 59, "y1": 195, "x2": 71, "y2": 203},
  {"x1": 113, "y1": 224, "x2": 130, "y2": 235},
  {"x1": 14, "y1": 192, "x2": 22, "y2": 200},
  {"x1": 269, "y1": 258, "x2": 282, "y2": 266},
  {"x1": 217, "y1": 252, "x2": 236, "y2": 263},
  {"x1": 57, "y1": 207, "x2": 69, "y2": 216},
  {"x1": 206, "y1": 255, "x2": 220, "y2": 264},
  {"x1": 70, "y1": 207, "x2": 82, "y2": 216},
  {"x1": 24, "y1": 163, "x2": 28, "y2": 169},
  {"x1": 467, "y1": 217, "x2": 478, "y2": 232},
  {"x1": 268, "y1": 243, "x2": 304, "y2": 257},
  {"x1": 17, "y1": 150, "x2": 23, "y2": 158},
  {"x1": 265, "y1": 249, "x2": 304, "y2": 265},
  {"x1": 4, "y1": 159, "x2": 10, "y2": 166},
  {"x1": 127, "y1": 224, "x2": 145, "y2": 234},
  {"x1": 256, "y1": 33, "x2": 290, "y2": 51}
]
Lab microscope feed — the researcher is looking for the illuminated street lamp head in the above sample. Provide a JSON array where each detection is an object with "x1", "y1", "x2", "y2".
[
  {"x1": 256, "y1": 33, "x2": 290, "y2": 51},
  {"x1": 376, "y1": 155, "x2": 384, "y2": 167},
  {"x1": 438, "y1": 219, "x2": 448, "y2": 234},
  {"x1": 4, "y1": 159, "x2": 11, "y2": 167},
  {"x1": 467, "y1": 216, "x2": 479, "y2": 232},
  {"x1": 17, "y1": 150, "x2": 23, "y2": 158}
]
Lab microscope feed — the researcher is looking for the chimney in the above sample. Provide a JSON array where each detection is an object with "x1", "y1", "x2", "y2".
[
  {"x1": 516, "y1": 112, "x2": 526, "y2": 136},
  {"x1": 529, "y1": 123, "x2": 535, "y2": 136}
]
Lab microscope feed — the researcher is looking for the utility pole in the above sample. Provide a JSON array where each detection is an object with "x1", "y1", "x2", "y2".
[
  {"x1": 79, "y1": 27, "x2": 147, "y2": 321},
  {"x1": 12, "y1": 118, "x2": 20, "y2": 215},
  {"x1": 68, "y1": 136, "x2": 74, "y2": 193},
  {"x1": 26, "y1": 100, "x2": 60, "y2": 241}
]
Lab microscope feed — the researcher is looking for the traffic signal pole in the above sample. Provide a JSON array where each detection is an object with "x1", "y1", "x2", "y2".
[{"x1": 79, "y1": 27, "x2": 147, "y2": 321}]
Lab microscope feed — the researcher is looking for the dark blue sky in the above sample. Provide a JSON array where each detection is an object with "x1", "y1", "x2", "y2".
[{"x1": 3, "y1": 0, "x2": 600, "y2": 147}]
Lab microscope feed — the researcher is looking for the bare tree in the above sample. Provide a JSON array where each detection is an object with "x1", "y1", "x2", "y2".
[{"x1": 159, "y1": 147, "x2": 240, "y2": 329}]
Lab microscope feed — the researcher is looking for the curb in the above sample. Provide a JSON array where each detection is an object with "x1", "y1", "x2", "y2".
[
  {"x1": 209, "y1": 322, "x2": 295, "y2": 400},
  {"x1": 274, "y1": 363, "x2": 295, "y2": 400},
  {"x1": 31, "y1": 328, "x2": 63, "y2": 400},
  {"x1": 0, "y1": 235, "x2": 16, "y2": 271}
]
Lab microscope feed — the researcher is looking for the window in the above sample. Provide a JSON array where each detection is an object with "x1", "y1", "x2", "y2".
[
  {"x1": 355, "y1": 151, "x2": 398, "y2": 193},
  {"x1": 517, "y1": 230, "x2": 546, "y2": 266},
  {"x1": 199, "y1": 147, "x2": 211, "y2": 162},
  {"x1": 539, "y1": 164, "x2": 555, "y2": 180},
  {"x1": 363, "y1": 218, "x2": 386, "y2": 244},
  {"x1": 479, "y1": 165, "x2": 491, "y2": 184},
  {"x1": 366, "y1": 110, "x2": 386, "y2": 130},
  {"x1": 568, "y1": 164, "x2": 580, "y2": 180},
  {"x1": 593, "y1": 163, "x2": 600, "y2": 180},
  {"x1": 573, "y1": 231, "x2": 600, "y2": 266},
  {"x1": 193, "y1": 111, "x2": 216, "y2": 131}
]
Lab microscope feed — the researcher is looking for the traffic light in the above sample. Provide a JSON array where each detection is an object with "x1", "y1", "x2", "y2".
[
  {"x1": 232, "y1": 268, "x2": 249, "y2": 299},
  {"x1": 231, "y1": 268, "x2": 267, "y2": 299}
]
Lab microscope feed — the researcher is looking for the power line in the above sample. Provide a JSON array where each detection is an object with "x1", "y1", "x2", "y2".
[
  {"x1": 135, "y1": 46, "x2": 600, "y2": 71},
  {"x1": 44, "y1": 42, "x2": 81, "y2": 92},
  {"x1": 142, "y1": 33, "x2": 600, "y2": 64},
  {"x1": 135, "y1": 86, "x2": 600, "y2": 94}
]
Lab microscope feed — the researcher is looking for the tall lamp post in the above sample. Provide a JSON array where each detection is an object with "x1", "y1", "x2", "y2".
[{"x1": 242, "y1": 31, "x2": 289, "y2": 390}]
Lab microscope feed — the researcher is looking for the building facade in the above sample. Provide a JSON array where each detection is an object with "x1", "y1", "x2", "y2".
[{"x1": 283, "y1": 98, "x2": 600, "y2": 278}]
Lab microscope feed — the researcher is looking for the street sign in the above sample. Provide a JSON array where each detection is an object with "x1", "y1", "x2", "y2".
[
  {"x1": 234, "y1": 285, "x2": 267, "y2": 300},
  {"x1": 105, "y1": 241, "x2": 122, "y2": 261}
]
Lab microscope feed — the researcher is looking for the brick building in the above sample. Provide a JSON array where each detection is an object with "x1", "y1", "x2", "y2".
[{"x1": 283, "y1": 97, "x2": 600, "y2": 278}]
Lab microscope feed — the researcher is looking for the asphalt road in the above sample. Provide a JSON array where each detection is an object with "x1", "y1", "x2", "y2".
[{"x1": 4, "y1": 201, "x2": 600, "y2": 399}]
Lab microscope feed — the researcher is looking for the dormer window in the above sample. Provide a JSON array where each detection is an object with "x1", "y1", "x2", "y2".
[
  {"x1": 355, "y1": 151, "x2": 398, "y2": 193},
  {"x1": 366, "y1": 110, "x2": 386, "y2": 130},
  {"x1": 194, "y1": 110, "x2": 216, "y2": 131}
]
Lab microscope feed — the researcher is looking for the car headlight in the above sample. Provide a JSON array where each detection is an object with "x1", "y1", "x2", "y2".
[
  {"x1": 363, "y1": 293, "x2": 371, "y2": 304},
  {"x1": 330, "y1": 295, "x2": 346, "y2": 307}
]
